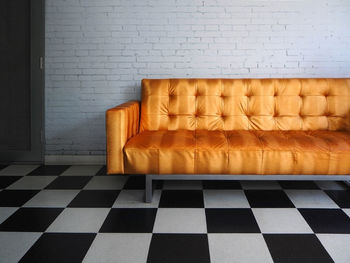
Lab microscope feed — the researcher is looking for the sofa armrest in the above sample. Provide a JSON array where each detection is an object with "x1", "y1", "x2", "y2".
[{"x1": 106, "y1": 100, "x2": 140, "y2": 174}]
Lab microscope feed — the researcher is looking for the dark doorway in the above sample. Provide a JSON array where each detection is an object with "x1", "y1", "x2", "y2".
[{"x1": 0, "y1": 0, "x2": 44, "y2": 163}]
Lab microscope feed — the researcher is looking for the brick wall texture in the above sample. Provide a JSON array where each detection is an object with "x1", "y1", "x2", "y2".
[{"x1": 45, "y1": 0, "x2": 350, "y2": 155}]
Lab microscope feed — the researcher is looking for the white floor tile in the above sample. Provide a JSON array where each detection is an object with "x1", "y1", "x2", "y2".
[
  {"x1": 204, "y1": 190, "x2": 250, "y2": 208},
  {"x1": 83, "y1": 233, "x2": 151, "y2": 263},
  {"x1": 113, "y1": 190, "x2": 161, "y2": 208},
  {"x1": 47, "y1": 208, "x2": 110, "y2": 233},
  {"x1": 7, "y1": 176, "x2": 56, "y2": 190},
  {"x1": 285, "y1": 190, "x2": 339, "y2": 208},
  {"x1": 317, "y1": 234, "x2": 350, "y2": 263},
  {"x1": 0, "y1": 207, "x2": 18, "y2": 224},
  {"x1": 344, "y1": 209, "x2": 350, "y2": 218},
  {"x1": 61, "y1": 165, "x2": 102, "y2": 176},
  {"x1": 84, "y1": 176, "x2": 127, "y2": 190},
  {"x1": 153, "y1": 208, "x2": 207, "y2": 233},
  {"x1": 241, "y1": 181, "x2": 282, "y2": 190},
  {"x1": 163, "y1": 180, "x2": 203, "y2": 190},
  {"x1": 315, "y1": 181, "x2": 348, "y2": 190},
  {"x1": 252, "y1": 208, "x2": 313, "y2": 233},
  {"x1": 23, "y1": 190, "x2": 79, "y2": 207},
  {"x1": 0, "y1": 165, "x2": 39, "y2": 176},
  {"x1": 208, "y1": 233, "x2": 273, "y2": 263},
  {"x1": 0, "y1": 232, "x2": 41, "y2": 263}
]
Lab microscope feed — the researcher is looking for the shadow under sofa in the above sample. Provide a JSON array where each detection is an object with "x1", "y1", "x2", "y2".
[{"x1": 106, "y1": 78, "x2": 350, "y2": 202}]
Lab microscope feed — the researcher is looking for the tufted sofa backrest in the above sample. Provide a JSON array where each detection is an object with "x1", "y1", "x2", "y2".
[{"x1": 140, "y1": 78, "x2": 350, "y2": 131}]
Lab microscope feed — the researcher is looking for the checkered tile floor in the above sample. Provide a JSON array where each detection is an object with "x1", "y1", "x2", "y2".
[{"x1": 0, "y1": 165, "x2": 350, "y2": 263}]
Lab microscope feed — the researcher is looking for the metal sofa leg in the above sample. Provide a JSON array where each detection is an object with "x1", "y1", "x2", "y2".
[{"x1": 145, "y1": 174, "x2": 153, "y2": 203}]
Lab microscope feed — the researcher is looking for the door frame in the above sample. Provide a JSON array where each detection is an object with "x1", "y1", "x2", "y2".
[{"x1": 0, "y1": 0, "x2": 45, "y2": 163}]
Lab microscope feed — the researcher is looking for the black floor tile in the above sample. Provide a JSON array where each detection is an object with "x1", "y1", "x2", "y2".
[
  {"x1": 299, "y1": 208, "x2": 350, "y2": 233},
  {"x1": 0, "y1": 190, "x2": 39, "y2": 207},
  {"x1": 95, "y1": 166, "x2": 107, "y2": 176},
  {"x1": 123, "y1": 176, "x2": 163, "y2": 190},
  {"x1": 45, "y1": 176, "x2": 92, "y2": 190},
  {"x1": 28, "y1": 165, "x2": 70, "y2": 176},
  {"x1": 0, "y1": 176, "x2": 22, "y2": 189},
  {"x1": 202, "y1": 180, "x2": 242, "y2": 189},
  {"x1": 325, "y1": 190, "x2": 350, "y2": 208},
  {"x1": 68, "y1": 190, "x2": 119, "y2": 208},
  {"x1": 0, "y1": 165, "x2": 8, "y2": 171},
  {"x1": 147, "y1": 234, "x2": 210, "y2": 263},
  {"x1": 206, "y1": 208, "x2": 260, "y2": 233},
  {"x1": 159, "y1": 190, "x2": 204, "y2": 208},
  {"x1": 99, "y1": 208, "x2": 157, "y2": 233},
  {"x1": 278, "y1": 181, "x2": 319, "y2": 190},
  {"x1": 245, "y1": 190, "x2": 295, "y2": 208},
  {"x1": 264, "y1": 234, "x2": 333, "y2": 263},
  {"x1": 19, "y1": 233, "x2": 96, "y2": 263},
  {"x1": 0, "y1": 208, "x2": 63, "y2": 232},
  {"x1": 123, "y1": 176, "x2": 145, "y2": 189}
]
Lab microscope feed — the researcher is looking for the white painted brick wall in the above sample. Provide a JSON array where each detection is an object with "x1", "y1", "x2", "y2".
[{"x1": 45, "y1": 0, "x2": 350, "y2": 155}]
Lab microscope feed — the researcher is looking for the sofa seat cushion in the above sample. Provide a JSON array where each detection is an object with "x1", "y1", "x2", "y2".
[
  {"x1": 124, "y1": 130, "x2": 350, "y2": 175},
  {"x1": 124, "y1": 130, "x2": 195, "y2": 174}
]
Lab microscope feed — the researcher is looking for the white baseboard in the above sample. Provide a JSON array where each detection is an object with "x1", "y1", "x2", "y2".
[{"x1": 45, "y1": 155, "x2": 106, "y2": 165}]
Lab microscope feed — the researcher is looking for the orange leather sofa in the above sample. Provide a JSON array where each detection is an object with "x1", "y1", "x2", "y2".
[{"x1": 106, "y1": 78, "x2": 350, "y2": 202}]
